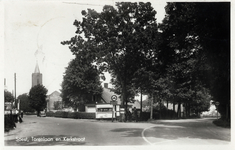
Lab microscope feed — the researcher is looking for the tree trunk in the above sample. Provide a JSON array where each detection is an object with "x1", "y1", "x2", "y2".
[
  {"x1": 185, "y1": 102, "x2": 188, "y2": 118},
  {"x1": 173, "y1": 102, "x2": 175, "y2": 119},
  {"x1": 188, "y1": 103, "x2": 191, "y2": 117},
  {"x1": 140, "y1": 88, "x2": 143, "y2": 121},
  {"x1": 166, "y1": 100, "x2": 169, "y2": 119},
  {"x1": 177, "y1": 102, "x2": 181, "y2": 118},
  {"x1": 159, "y1": 99, "x2": 162, "y2": 119},
  {"x1": 150, "y1": 93, "x2": 153, "y2": 120},
  {"x1": 121, "y1": 81, "x2": 127, "y2": 121}
]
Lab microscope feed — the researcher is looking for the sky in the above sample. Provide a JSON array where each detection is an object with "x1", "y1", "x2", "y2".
[{"x1": 2, "y1": 0, "x2": 167, "y2": 97}]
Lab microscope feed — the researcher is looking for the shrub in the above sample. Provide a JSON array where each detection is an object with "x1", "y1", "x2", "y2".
[
  {"x1": 25, "y1": 112, "x2": 37, "y2": 115},
  {"x1": 67, "y1": 112, "x2": 75, "y2": 118},
  {"x1": 46, "y1": 111, "x2": 55, "y2": 117},
  {"x1": 54, "y1": 111, "x2": 69, "y2": 118},
  {"x1": 62, "y1": 112, "x2": 69, "y2": 118},
  {"x1": 213, "y1": 119, "x2": 230, "y2": 128},
  {"x1": 141, "y1": 112, "x2": 150, "y2": 121},
  {"x1": 54, "y1": 111, "x2": 64, "y2": 118},
  {"x1": 73, "y1": 112, "x2": 80, "y2": 119},
  {"x1": 78, "y1": 112, "x2": 95, "y2": 119},
  {"x1": 5, "y1": 115, "x2": 16, "y2": 132},
  {"x1": 45, "y1": 111, "x2": 95, "y2": 119}
]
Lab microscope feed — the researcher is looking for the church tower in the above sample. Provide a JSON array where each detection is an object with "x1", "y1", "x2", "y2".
[{"x1": 32, "y1": 62, "x2": 42, "y2": 87}]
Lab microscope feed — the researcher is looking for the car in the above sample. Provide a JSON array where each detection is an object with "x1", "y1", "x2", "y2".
[{"x1": 39, "y1": 111, "x2": 46, "y2": 117}]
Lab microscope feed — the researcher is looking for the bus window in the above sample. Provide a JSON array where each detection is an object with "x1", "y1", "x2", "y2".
[{"x1": 97, "y1": 108, "x2": 112, "y2": 112}]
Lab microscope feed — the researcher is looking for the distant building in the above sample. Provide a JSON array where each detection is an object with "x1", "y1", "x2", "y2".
[
  {"x1": 32, "y1": 62, "x2": 42, "y2": 87},
  {"x1": 85, "y1": 83, "x2": 140, "y2": 112},
  {"x1": 46, "y1": 91, "x2": 62, "y2": 111}
]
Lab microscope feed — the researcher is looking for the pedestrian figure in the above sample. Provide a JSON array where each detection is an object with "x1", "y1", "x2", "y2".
[
  {"x1": 18, "y1": 115, "x2": 23, "y2": 123},
  {"x1": 21, "y1": 111, "x2": 23, "y2": 118},
  {"x1": 18, "y1": 111, "x2": 23, "y2": 123}
]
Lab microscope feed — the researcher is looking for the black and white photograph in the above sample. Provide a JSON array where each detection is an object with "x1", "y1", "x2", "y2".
[{"x1": 2, "y1": 0, "x2": 232, "y2": 148}]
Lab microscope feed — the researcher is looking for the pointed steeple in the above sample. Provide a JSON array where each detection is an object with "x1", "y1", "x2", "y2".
[{"x1": 34, "y1": 61, "x2": 40, "y2": 73}]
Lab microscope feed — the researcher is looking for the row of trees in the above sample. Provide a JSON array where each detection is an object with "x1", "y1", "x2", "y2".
[
  {"x1": 61, "y1": 2, "x2": 230, "y2": 121},
  {"x1": 4, "y1": 84, "x2": 48, "y2": 116}
]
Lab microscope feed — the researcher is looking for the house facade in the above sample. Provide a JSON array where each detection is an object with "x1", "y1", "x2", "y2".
[
  {"x1": 85, "y1": 83, "x2": 140, "y2": 112},
  {"x1": 47, "y1": 91, "x2": 62, "y2": 111}
]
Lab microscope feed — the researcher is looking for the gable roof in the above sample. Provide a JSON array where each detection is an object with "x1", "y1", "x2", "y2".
[
  {"x1": 48, "y1": 91, "x2": 61, "y2": 97},
  {"x1": 101, "y1": 88, "x2": 121, "y2": 105}
]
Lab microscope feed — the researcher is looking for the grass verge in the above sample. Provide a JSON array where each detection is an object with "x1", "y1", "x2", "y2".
[{"x1": 213, "y1": 119, "x2": 230, "y2": 128}]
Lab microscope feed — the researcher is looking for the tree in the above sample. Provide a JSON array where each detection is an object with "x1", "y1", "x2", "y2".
[
  {"x1": 110, "y1": 76, "x2": 137, "y2": 105},
  {"x1": 4, "y1": 90, "x2": 14, "y2": 103},
  {"x1": 29, "y1": 84, "x2": 48, "y2": 116},
  {"x1": 61, "y1": 57, "x2": 103, "y2": 111},
  {"x1": 17, "y1": 93, "x2": 34, "y2": 112},
  {"x1": 159, "y1": 2, "x2": 230, "y2": 120},
  {"x1": 54, "y1": 101, "x2": 62, "y2": 110},
  {"x1": 61, "y1": 2, "x2": 159, "y2": 113}
]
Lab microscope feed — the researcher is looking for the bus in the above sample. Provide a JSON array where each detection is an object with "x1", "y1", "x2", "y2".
[{"x1": 96, "y1": 104, "x2": 114, "y2": 119}]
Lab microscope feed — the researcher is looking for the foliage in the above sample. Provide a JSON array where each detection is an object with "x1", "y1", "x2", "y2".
[
  {"x1": 61, "y1": 2, "x2": 159, "y2": 108},
  {"x1": 54, "y1": 101, "x2": 62, "y2": 110},
  {"x1": 17, "y1": 93, "x2": 34, "y2": 112},
  {"x1": 61, "y1": 2, "x2": 229, "y2": 120},
  {"x1": 46, "y1": 111, "x2": 55, "y2": 117},
  {"x1": 158, "y1": 2, "x2": 229, "y2": 117},
  {"x1": 54, "y1": 111, "x2": 69, "y2": 118},
  {"x1": 46, "y1": 111, "x2": 96, "y2": 119},
  {"x1": 4, "y1": 90, "x2": 14, "y2": 103},
  {"x1": 61, "y1": 57, "x2": 103, "y2": 110},
  {"x1": 29, "y1": 84, "x2": 48, "y2": 116},
  {"x1": 24, "y1": 112, "x2": 37, "y2": 115},
  {"x1": 110, "y1": 76, "x2": 137, "y2": 105},
  {"x1": 213, "y1": 119, "x2": 230, "y2": 128},
  {"x1": 4, "y1": 115, "x2": 16, "y2": 132}
]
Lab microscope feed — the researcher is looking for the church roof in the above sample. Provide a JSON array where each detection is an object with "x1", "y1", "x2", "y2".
[{"x1": 34, "y1": 62, "x2": 40, "y2": 73}]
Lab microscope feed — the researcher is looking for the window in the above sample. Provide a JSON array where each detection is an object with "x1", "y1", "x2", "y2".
[{"x1": 97, "y1": 108, "x2": 112, "y2": 112}]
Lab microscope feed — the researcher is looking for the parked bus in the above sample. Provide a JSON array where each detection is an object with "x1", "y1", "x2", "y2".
[{"x1": 96, "y1": 104, "x2": 114, "y2": 119}]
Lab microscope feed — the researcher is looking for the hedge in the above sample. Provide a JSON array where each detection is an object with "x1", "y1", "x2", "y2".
[
  {"x1": 46, "y1": 111, "x2": 55, "y2": 117},
  {"x1": 46, "y1": 111, "x2": 96, "y2": 119},
  {"x1": 5, "y1": 115, "x2": 16, "y2": 132},
  {"x1": 25, "y1": 112, "x2": 37, "y2": 115},
  {"x1": 79, "y1": 112, "x2": 95, "y2": 119}
]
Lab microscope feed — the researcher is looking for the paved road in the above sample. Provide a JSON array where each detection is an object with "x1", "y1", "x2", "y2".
[{"x1": 4, "y1": 115, "x2": 231, "y2": 146}]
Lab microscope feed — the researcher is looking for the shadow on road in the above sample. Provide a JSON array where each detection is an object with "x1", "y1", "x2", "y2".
[
  {"x1": 110, "y1": 119, "x2": 230, "y2": 142},
  {"x1": 110, "y1": 128, "x2": 143, "y2": 137},
  {"x1": 5, "y1": 135, "x2": 86, "y2": 146}
]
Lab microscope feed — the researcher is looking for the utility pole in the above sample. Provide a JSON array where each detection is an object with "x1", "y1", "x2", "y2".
[{"x1": 14, "y1": 73, "x2": 16, "y2": 103}]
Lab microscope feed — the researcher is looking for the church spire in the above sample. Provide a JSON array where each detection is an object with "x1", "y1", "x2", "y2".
[{"x1": 34, "y1": 61, "x2": 40, "y2": 73}]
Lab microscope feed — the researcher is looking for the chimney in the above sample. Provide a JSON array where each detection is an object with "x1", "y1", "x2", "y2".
[{"x1": 104, "y1": 83, "x2": 108, "y2": 88}]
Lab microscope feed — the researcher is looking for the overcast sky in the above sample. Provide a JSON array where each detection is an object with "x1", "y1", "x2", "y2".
[{"x1": 2, "y1": 0, "x2": 167, "y2": 97}]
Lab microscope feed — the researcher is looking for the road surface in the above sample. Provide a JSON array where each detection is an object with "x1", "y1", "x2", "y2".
[{"x1": 5, "y1": 115, "x2": 231, "y2": 146}]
